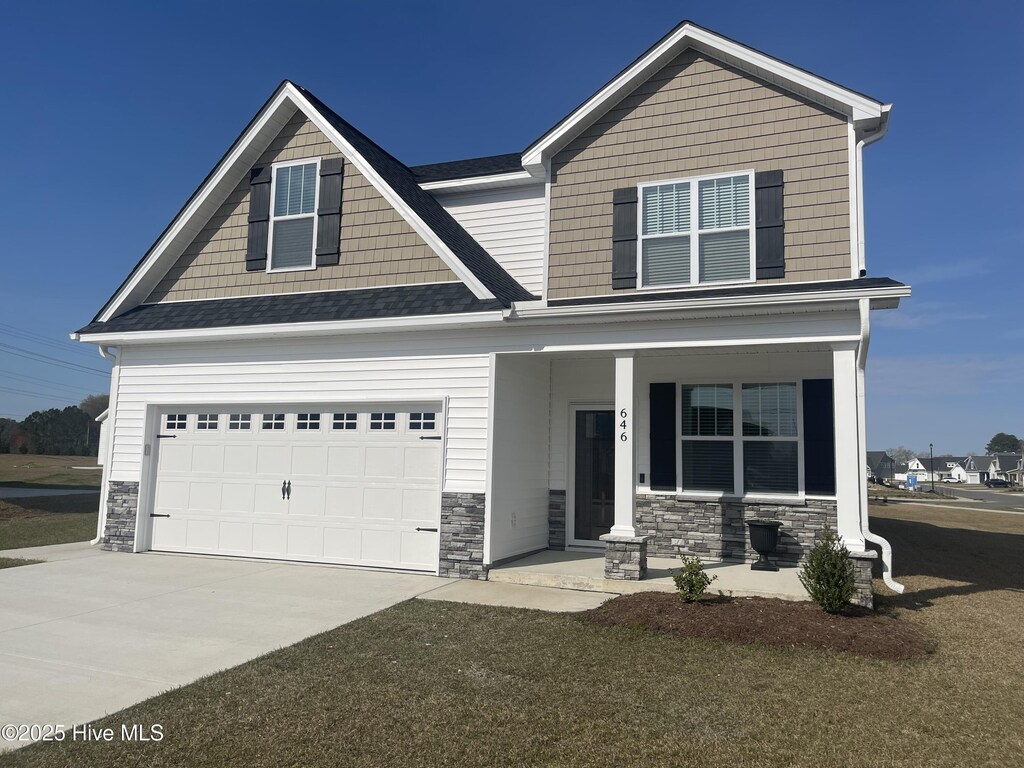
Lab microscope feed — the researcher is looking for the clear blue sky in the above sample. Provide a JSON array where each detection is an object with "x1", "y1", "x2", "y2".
[{"x1": 1, "y1": 1, "x2": 1021, "y2": 455}]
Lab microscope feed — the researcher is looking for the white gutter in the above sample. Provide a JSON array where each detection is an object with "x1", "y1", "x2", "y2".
[
  {"x1": 854, "y1": 106, "x2": 891, "y2": 276},
  {"x1": 91, "y1": 345, "x2": 119, "y2": 546},
  {"x1": 856, "y1": 298, "x2": 904, "y2": 593},
  {"x1": 513, "y1": 284, "x2": 910, "y2": 320}
]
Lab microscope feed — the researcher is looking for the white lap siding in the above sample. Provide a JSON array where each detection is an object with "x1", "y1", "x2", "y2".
[
  {"x1": 108, "y1": 342, "x2": 491, "y2": 494},
  {"x1": 437, "y1": 185, "x2": 546, "y2": 296}
]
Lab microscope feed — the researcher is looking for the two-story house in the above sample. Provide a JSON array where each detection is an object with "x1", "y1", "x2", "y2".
[{"x1": 74, "y1": 21, "x2": 909, "y2": 605}]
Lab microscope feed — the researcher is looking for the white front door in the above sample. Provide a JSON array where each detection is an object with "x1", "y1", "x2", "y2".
[{"x1": 149, "y1": 405, "x2": 443, "y2": 572}]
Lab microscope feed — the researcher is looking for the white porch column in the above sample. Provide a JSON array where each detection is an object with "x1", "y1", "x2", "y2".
[
  {"x1": 611, "y1": 351, "x2": 637, "y2": 537},
  {"x1": 832, "y1": 346, "x2": 866, "y2": 550}
]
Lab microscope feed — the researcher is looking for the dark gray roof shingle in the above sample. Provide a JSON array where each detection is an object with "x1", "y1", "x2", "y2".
[
  {"x1": 77, "y1": 284, "x2": 505, "y2": 335},
  {"x1": 297, "y1": 86, "x2": 534, "y2": 306},
  {"x1": 410, "y1": 153, "x2": 524, "y2": 183}
]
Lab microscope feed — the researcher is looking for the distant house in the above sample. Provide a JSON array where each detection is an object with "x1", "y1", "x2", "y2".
[
  {"x1": 907, "y1": 456, "x2": 967, "y2": 483},
  {"x1": 991, "y1": 454, "x2": 1023, "y2": 484},
  {"x1": 866, "y1": 451, "x2": 896, "y2": 483},
  {"x1": 963, "y1": 455, "x2": 994, "y2": 484}
]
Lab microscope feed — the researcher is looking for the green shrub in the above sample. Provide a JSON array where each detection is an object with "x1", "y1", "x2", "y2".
[
  {"x1": 673, "y1": 556, "x2": 717, "y2": 602},
  {"x1": 799, "y1": 527, "x2": 855, "y2": 613}
]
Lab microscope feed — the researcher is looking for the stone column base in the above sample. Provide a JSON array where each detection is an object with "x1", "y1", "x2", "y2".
[
  {"x1": 848, "y1": 550, "x2": 876, "y2": 609},
  {"x1": 599, "y1": 534, "x2": 652, "y2": 580}
]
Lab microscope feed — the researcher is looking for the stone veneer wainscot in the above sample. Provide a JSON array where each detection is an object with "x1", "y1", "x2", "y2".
[
  {"x1": 439, "y1": 492, "x2": 487, "y2": 579},
  {"x1": 635, "y1": 494, "x2": 838, "y2": 566},
  {"x1": 102, "y1": 480, "x2": 139, "y2": 552}
]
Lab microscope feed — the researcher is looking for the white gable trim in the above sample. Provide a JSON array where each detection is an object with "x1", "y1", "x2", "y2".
[
  {"x1": 522, "y1": 22, "x2": 887, "y2": 175},
  {"x1": 99, "y1": 84, "x2": 492, "y2": 322}
]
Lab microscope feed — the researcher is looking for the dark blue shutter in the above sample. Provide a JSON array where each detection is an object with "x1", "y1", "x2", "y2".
[
  {"x1": 755, "y1": 170, "x2": 784, "y2": 279},
  {"x1": 245, "y1": 166, "x2": 272, "y2": 272},
  {"x1": 612, "y1": 188, "x2": 638, "y2": 289},
  {"x1": 649, "y1": 383, "x2": 677, "y2": 491},
  {"x1": 315, "y1": 158, "x2": 344, "y2": 266},
  {"x1": 802, "y1": 379, "x2": 835, "y2": 495}
]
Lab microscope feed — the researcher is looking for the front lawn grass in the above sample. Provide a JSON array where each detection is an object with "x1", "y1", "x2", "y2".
[
  {"x1": 0, "y1": 495, "x2": 98, "y2": 550},
  {"x1": 6, "y1": 502, "x2": 1024, "y2": 768},
  {"x1": 0, "y1": 454, "x2": 100, "y2": 489},
  {"x1": 0, "y1": 557, "x2": 41, "y2": 569}
]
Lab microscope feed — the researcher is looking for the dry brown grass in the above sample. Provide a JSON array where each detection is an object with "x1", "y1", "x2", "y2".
[
  {"x1": 4, "y1": 503, "x2": 1022, "y2": 767},
  {"x1": 0, "y1": 495, "x2": 98, "y2": 550},
  {"x1": 0, "y1": 454, "x2": 100, "y2": 489}
]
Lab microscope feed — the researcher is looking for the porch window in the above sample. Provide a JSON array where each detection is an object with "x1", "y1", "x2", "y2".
[
  {"x1": 680, "y1": 385, "x2": 735, "y2": 492},
  {"x1": 674, "y1": 382, "x2": 801, "y2": 496},
  {"x1": 640, "y1": 171, "x2": 754, "y2": 288}
]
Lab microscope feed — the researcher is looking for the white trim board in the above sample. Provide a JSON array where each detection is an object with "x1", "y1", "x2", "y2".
[
  {"x1": 523, "y1": 21, "x2": 887, "y2": 174},
  {"x1": 98, "y1": 82, "x2": 495, "y2": 324}
]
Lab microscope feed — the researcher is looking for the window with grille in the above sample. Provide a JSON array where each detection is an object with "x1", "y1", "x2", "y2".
[
  {"x1": 261, "y1": 413, "x2": 286, "y2": 431},
  {"x1": 370, "y1": 412, "x2": 396, "y2": 430},
  {"x1": 296, "y1": 413, "x2": 321, "y2": 430},
  {"x1": 409, "y1": 412, "x2": 436, "y2": 430},
  {"x1": 332, "y1": 413, "x2": 358, "y2": 430},
  {"x1": 640, "y1": 171, "x2": 754, "y2": 288},
  {"x1": 197, "y1": 414, "x2": 219, "y2": 430},
  {"x1": 228, "y1": 414, "x2": 252, "y2": 430},
  {"x1": 165, "y1": 414, "x2": 187, "y2": 430},
  {"x1": 269, "y1": 160, "x2": 318, "y2": 271}
]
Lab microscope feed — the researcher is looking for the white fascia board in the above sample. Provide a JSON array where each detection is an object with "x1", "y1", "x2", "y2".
[
  {"x1": 522, "y1": 23, "x2": 885, "y2": 172},
  {"x1": 285, "y1": 86, "x2": 494, "y2": 301},
  {"x1": 511, "y1": 284, "x2": 910, "y2": 321},
  {"x1": 99, "y1": 89, "x2": 297, "y2": 322},
  {"x1": 419, "y1": 170, "x2": 534, "y2": 193},
  {"x1": 73, "y1": 310, "x2": 509, "y2": 345},
  {"x1": 100, "y1": 85, "x2": 494, "y2": 324}
]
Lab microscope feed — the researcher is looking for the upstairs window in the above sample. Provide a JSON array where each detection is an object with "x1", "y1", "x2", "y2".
[
  {"x1": 269, "y1": 160, "x2": 318, "y2": 271},
  {"x1": 640, "y1": 171, "x2": 754, "y2": 288}
]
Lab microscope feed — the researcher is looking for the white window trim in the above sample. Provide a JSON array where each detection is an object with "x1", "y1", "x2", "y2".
[
  {"x1": 637, "y1": 169, "x2": 756, "y2": 291},
  {"x1": 670, "y1": 380, "x2": 806, "y2": 501},
  {"x1": 267, "y1": 157, "x2": 321, "y2": 273}
]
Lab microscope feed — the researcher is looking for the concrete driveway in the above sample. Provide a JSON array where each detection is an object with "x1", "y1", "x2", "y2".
[{"x1": 0, "y1": 542, "x2": 444, "y2": 750}]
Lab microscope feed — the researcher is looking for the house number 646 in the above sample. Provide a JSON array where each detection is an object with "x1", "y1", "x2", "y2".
[{"x1": 619, "y1": 408, "x2": 628, "y2": 441}]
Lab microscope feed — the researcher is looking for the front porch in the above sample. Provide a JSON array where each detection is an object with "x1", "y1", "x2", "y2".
[{"x1": 489, "y1": 549, "x2": 807, "y2": 600}]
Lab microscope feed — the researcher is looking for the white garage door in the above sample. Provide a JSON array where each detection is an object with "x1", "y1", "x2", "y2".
[{"x1": 149, "y1": 404, "x2": 443, "y2": 572}]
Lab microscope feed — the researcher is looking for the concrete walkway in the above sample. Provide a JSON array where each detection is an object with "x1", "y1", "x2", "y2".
[
  {"x1": 419, "y1": 579, "x2": 612, "y2": 612},
  {"x1": 488, "y1": 550, "x2": 807, "y2": 601},
  {"x1": 0, "y1": 542, "x2": 444, "y2": 751}
]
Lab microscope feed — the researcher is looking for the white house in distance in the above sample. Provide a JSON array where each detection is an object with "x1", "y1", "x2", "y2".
[
  {"x1": 72, "y1": 21, "x2": 909, "y2": 606},
  {"x1": 907, "y1": 457, "x2": 966, "y2": 484}
]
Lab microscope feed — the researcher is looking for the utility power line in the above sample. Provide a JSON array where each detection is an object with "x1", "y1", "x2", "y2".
[
  {"x1": 0, "y1": 384, "x2": 77, "y2": 401},
  {"x1": 0, "y1": 323, "x2": 101, "y2": 361},
  {"x1": 0, "y1": 343, "x2": 110, "y2": 377},
  {"x1": 0, "y1": 370, "x2": 98, "y2": 397}
]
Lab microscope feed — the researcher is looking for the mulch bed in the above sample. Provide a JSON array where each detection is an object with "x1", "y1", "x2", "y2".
[{"x1": 586, "y1": 592, "x2": 935, "y2": 661}]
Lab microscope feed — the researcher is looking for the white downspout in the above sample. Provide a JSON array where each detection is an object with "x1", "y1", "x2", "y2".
[
  {"x1": 91, "y1": 345, "x2": 119, "y2": 546},
  {"x1": 856, "y1": 299, "x2": 904, "y2": 593},
  {"x1": 854, "y1": 106, "x2": 891, "y2": 276}
]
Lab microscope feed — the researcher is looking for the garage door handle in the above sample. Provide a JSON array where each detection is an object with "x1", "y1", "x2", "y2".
[
  {"x1": 419, "y1": 436, "x2": 442, "y2": 441},
  {"x1": 282, "y1": 480, "x2": 291, "y2": 500},
  {"x1": 416, "y1": 527, "x2": 438, "y2": 533},
  {"x1": 156, "y1": 434, "x2": 177, "y2": 439},
  {"x1": 150, "y1": 513, "x2": 171, "y2": 518}
]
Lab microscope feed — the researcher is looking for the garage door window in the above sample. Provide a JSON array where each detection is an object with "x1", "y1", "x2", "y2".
[
  {"x1": 197, "y1": 414, "x2": 219, "y2": 430},
  {"x1": 165, "y1": 414, "x2": 187, "y2": 431},
  {"x1": 262, "y1": 413, "x2": 285, "y2": 430},
  {"x1": 409, "y1": 412, "x2": 436, "y2": 430},
  {"x1": 297, "y1": 413, "x2": 321, "y2": 430},
  {"x1": 370, "y1": 412, "x2": 396, "y2": 430},
  {"x1": 332, "y1": 412, "x2": 358, "y2": 431},
  {"x1": 228, "y1": 414, "x2": 252, "y2": 430}
]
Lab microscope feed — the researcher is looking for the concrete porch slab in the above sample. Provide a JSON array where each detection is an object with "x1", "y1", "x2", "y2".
[{"x1": 488, "y1": 550, "x2": 808, "y2": 601}]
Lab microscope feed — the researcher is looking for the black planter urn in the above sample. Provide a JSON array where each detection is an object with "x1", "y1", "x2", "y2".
[{"x1": 745, "y1": 518, "x2": 784, "y2": 571}]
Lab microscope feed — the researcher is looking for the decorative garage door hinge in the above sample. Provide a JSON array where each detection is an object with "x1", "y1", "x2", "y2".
[{"x1": 156, "y1": 434, "x2": 177, "y2": 439}]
